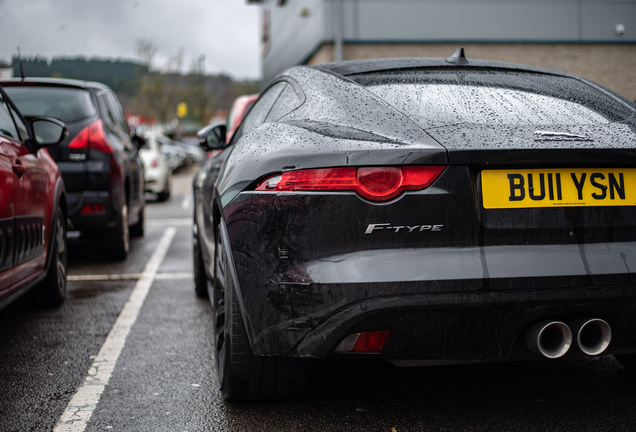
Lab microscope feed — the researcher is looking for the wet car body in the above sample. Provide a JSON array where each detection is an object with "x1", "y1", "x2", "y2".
[
  {"x1": 0, "y1": 86, "x2": 68, "y2": 311},
  {"x1": 1, "y1": 78, "x2": 145, "y2": 260},
  {"x1": 193, "y1": 51, "x2": 636, "y2": 399}
]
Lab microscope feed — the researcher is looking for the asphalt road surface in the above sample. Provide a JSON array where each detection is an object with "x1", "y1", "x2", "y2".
[{"x1": 2, "y1": 164, "x2": 636, "y2": 432}]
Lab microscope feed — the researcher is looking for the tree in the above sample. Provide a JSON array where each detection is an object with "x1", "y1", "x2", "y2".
[
  {"x1": 186, "y1": 54, "x2": 213, "y2": 124},
  {"x1": 135, "y1": 39, "x2": 158, "y2": 71},
  {"x1": 133, "y1": 39, "x2": 185, "y2": 124}
]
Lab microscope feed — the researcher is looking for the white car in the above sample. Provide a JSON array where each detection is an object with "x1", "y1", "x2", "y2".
[{"x1": 139, "y1": 131, "x2": 171, "y2": 201}]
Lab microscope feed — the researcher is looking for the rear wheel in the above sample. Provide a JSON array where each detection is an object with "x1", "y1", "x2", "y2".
[
  {"x1": 213, "y1": 226, "x2": 311, "y2": 401},
  {"x1": 34, "y1": 207, "x2": 67, "y2": 307},
  {"x1": 102, "y1": 203, "x2": 129, "y2": 261}
]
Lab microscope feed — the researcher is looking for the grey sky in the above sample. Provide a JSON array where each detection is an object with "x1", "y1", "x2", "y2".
[{"x1": 0, "y1": 0, "x2": 261, "y2": 80}]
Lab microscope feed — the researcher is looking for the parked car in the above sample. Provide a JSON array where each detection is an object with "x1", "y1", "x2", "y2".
[
  {"x1": 158, "y1": 139, "x2": 186, "y2": 172},
  {"x1": 193, "y1": 49, "x2": 636, "y2": 401},
  {"x1": 2, "y1": 78, "x2": 146, "y2": 260},
  {"x1": 138, "y1": 130, "x2": 171, "y2": 201},
  {"x1": 226, "y1": 93, "x2": 258, "y2": 142},
  {"x1": 0, "y1": 85, "x2": 68, "y2": 311},
  {"x1": 176, "y1": 141, "x2": 204, "y2": 165},
  {"x1": 196, "y1": 94, "x2": 258, "y2": 159}
]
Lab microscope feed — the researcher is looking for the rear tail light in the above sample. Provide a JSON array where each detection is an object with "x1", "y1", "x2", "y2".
[
  {"x1": 151, "y1": 159, "x2": 158, "y2": 168},
  {"x1": 256, "y1": 166, "x2": 445, "y2": 201},
  {"x1": 68, "y1": 120, "x2": 113, "y2": 154},
  {"x1": 80, "y1": 204, "x2": 106, "y2": 215},
  {"x1": 335, "y1": 331, "x2": 391, "y2": 353}
]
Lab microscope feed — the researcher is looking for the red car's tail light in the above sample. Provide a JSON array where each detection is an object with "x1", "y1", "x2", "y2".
[
  {"x1": 68, "y1": 120, "x2": 113, "y2": 154},
  {"x1": 256, "y1": 166, "x2": 445, "y2": 201},
  {"x1": 335, "y1": 331, "x2": 391, "y2": 353}
]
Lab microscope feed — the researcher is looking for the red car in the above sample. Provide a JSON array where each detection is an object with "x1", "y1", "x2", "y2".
[
  {"x1": 226, "y1": 93, "x2": 258, "y2": 143},
  {"x1": 197, "y1": 94, "x2": 259, "y2": 159},
  {"x1": 0, "y1": 86, "x2": 68, "y2": 310}
]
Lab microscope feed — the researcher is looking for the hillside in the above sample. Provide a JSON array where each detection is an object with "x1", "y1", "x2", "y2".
[
  {"x1": 10, "y1": 56, "x2": 260, "y2": 123},
  {"x1": 12, "y1": 56, "x2": 144, "y2": 96}
]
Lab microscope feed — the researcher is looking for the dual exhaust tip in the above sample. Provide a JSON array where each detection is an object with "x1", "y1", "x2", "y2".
[{"x1": 525, "y1": 318, "x2": 612, "y2": 359}]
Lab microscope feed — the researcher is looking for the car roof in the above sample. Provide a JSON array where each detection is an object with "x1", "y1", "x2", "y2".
[
  {"x1": 301, "y1": 52, "x2": 635, "y2": 110},
  {"x1": 0, "y1": 77, "x2": 111, "y2": 91}
]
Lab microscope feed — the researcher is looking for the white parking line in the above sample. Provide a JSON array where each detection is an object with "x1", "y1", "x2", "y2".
[
  {"x1": 181, "y1": 194, "x2": 192, "y2": 210},
  {"x1": 68, "y1": 272, "x2": 192, "y2": 281},
  {"x1": 54, "y1": 227, "x2": 177, "y2": 432},
  {"x1": 147, "y1": 218, "x2": 191, "y2": 226}
]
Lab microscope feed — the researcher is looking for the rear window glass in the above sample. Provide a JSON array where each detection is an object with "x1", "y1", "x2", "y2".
[
  {"x1": 350, "y1": 71, "x2": 634, "y2": 128},
  {"x1": 4, "y1": 86, "x2": 96, "y2": 123}
]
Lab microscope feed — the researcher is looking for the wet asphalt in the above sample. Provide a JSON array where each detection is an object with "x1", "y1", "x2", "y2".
[{"x1": 2, "y1": 165, "x2": 636, "y2": 432}]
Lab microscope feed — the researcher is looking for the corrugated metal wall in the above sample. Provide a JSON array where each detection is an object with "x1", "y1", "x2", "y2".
[{"x1": 259, "y1": 0, "x2": 636, "y2": 99}]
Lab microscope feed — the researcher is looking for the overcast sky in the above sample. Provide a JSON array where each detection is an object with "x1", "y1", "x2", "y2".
[{"x1": 0, "y1": 0, "x2": 261, "y2": 80}]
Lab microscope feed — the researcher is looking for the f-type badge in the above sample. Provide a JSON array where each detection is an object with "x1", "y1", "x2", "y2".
[
  {"x1": 534, "y1": 131, "x2": 593, "y2": 142},
  {"x1": 365, "y1": 223, "x2": 443, "y2": 234}
]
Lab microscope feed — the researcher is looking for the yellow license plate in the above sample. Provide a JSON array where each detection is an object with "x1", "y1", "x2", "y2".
[{"x1": 481, "y1": 168, "x2": 636, "y2": 209}]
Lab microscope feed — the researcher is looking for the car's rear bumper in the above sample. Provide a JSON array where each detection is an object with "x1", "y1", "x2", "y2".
[
  {"x1": 145, "y1": 181, "x2": 164, "y2": 194},
  {"x1": 230, "y1": 241, "x2": 636, "y2": 361},
  {"x1": 288, "y1": 285, "x2": 636, "y2": 361},
  {"x1": 67, "y1": 190, "x2": 118, "y2": 231},
  {"x1": 144, "y1": 169, "x2": 168, "y2": 194}
]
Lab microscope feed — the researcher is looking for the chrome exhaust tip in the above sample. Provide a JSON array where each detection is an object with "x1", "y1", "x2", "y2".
[
  {"x1": 570, "y1": 318, "x2": 612, "y2": 356},
  {"x1": 526, "y1": 320, "x2": 572, "y2": 359}
]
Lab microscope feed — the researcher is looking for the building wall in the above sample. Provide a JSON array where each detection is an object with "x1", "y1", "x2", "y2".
[
  {"x1": 260, "y1": 0, "x2": 636, "y2": 99},
  {"x1": 308, "y1": 42, "x2": 636, "y2": 100},
  {"x1": 261, "y1": 0, "x2": 327, "y2": 83},
  {"x1": 321, "y1": 0, "x2": 636, "y2": 42}
]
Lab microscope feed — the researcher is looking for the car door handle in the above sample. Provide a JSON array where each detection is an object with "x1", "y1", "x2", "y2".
[{"x1": 12, "y1": 160, "x2": 25, "y2": 178}]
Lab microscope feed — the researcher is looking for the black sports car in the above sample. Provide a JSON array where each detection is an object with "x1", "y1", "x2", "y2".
[{"x1": 193, "y1": 49, "x2": 636, "y2": 401}]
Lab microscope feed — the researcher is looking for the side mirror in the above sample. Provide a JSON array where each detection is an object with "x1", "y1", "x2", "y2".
[
  {"x1": 30, "y1": 117, "x2": 68, "y2": 146},
  {"x1": 130, "y1": 127, "x2": 147, "y2": 149},
  {"x1": 198, "y1": 124, "x2": 226, "y2": 151},
  {"x1": 131, "y1": 134, "x2": 147, "y2": 149}
]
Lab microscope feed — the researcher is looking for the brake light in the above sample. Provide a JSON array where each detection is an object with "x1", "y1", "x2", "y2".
[
  {"x1": 80, "y1": 204, "x2": 106, "y2": 215},
  {"x1": 68, "y1": 120, "x2": 113, "y2": 154},
  {"x1": 151, "y1": 158, "x2": 158, "y2": 168},
  {"x1": 256, "y1": 166, "x2": 445, "y2": 201}
]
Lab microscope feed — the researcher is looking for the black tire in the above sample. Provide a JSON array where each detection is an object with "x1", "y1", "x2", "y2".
[
  {"x1": 34, "y1": 207, "x2": 68, "y2": 307},
  {"x1": 213, "y1": 226, "x2": 311, "y2": 401},
  {"x1": 193, "y1": 225, "x2": 209, "y2": 298},
  {"x1": 130, "y1": 205, "x2": 145, "y2": 237},
  {"x1": 102, "y1": 203, "x2": 129, "y2": 261}
]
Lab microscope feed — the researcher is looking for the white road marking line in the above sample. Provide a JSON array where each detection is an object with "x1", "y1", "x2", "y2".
[
  {"x1": 181, "y1": 194, "x2": 192, "y2": 210},
  {"x1": 147, "y1": 218, "x2": 191, "y2": 226},
  {"x1": 147, "y1": 272, "x2": 193, "y2": 280},
  {"x1": 54, "y1": 227, "x2": 177, "y2": 432},
  {"x1": 68, "y1": 272, "x2": 193, "y2": 281}
]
